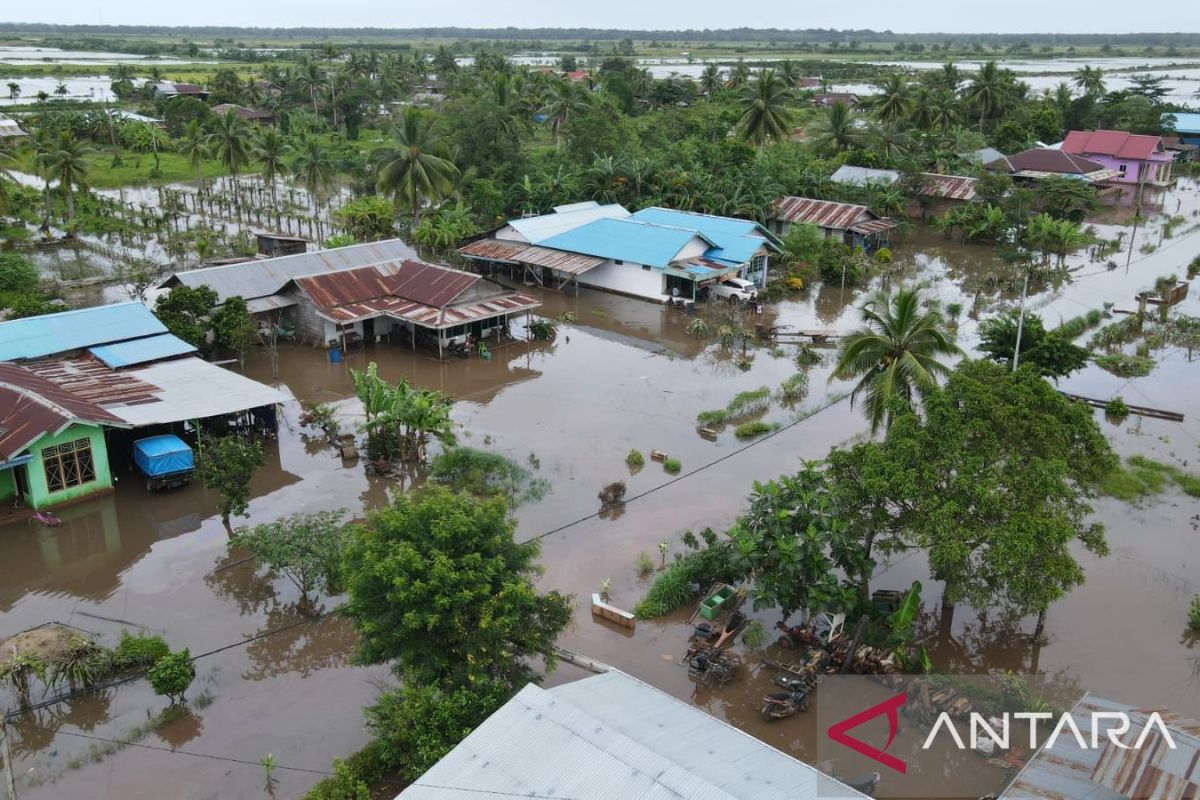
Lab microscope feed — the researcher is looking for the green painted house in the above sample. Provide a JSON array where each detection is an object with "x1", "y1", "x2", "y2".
[{"x1": 0, "y1": 364, "x2": 126, "y2": 510}]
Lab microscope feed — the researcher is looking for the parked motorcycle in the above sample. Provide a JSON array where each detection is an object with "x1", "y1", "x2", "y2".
[{"x1": 760, "y1": 673, "x2": 815, "y2": 720}]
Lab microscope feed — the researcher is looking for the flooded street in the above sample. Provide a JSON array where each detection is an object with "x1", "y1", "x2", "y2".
[{"x1": 3, "y1": 182, "x2": 1200, "y2": 799}]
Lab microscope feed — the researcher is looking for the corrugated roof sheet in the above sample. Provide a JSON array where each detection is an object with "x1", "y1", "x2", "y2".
[
  {"x1": 849, "y1": 218, "x2": 899, "y2": 235},
  {"x1": 162, "y1": 239, "x2": 417, "y2": 302},
  {"x1": 0, "y1": 363, "x2": 126, "y2": 459},
  {"x1": 920, "y1": 173, "x2": 978, "y2": 201},
  {"x1": 1167, "y1": 112, "x2": 1200, "y2": 134},
  {"x1": 294, "y1": 260, "x2": 478, "y2": 310},
  {"x1": 504, "y1": 203, "x2": 631, "y2": 244},
  {"x1": 771, "y1": 197, "x2": 875, "y2": 230},
  {"x1": 397, "y1": 671, "x2": 867, "y2": 800},
  {"x1": 630, "y1": 206, "x2": 776, "y2": 264},
  {"x1": 540, "y1": 218, "x2": 711, "y2": 268},
  {"x1": 1063, "y1": 129, "x2": 1166, "y2": 161},
  {"x1": 113, "y1": 358, "x2": 289, "y2": 426},
  {"x1": 88, "y1": 333, "x2": 197, "y2": 369},
  {"x1": 458, "y1": 238, "x2": 529, "y2": 262},
  {"x1": 0, "y1": 302, "x2": 168, "y2": 362},
  {"x1": 1000, "y1": 694, "x2": 1200, "y2": 800},
  {"x1": 460, "y1": 239, "x2": 606, "y2": 274},
  {"x1": 244, "y1": 295, "x2": 298, "y2": 314}
]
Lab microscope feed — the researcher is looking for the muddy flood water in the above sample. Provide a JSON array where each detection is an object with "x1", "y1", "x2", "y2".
[{"x1": 3, "y1": 181, "x2": 1200, "y2": 800}]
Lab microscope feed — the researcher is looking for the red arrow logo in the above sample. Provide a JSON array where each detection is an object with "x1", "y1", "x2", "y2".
[{"x1": 827, "y1": 692, "x2": 908, "y2": 774}]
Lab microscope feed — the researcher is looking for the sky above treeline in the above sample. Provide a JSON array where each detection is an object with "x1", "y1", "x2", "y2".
[{"x1": 6, "y1": 0, "x2": 1198, "y2": 35}]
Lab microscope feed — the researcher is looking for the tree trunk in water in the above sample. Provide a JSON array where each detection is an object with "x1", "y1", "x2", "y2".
[
  {"x1": 1033, "y1": 607, "x2": 1047, "y2": 644},
  {"x1": 858, "y1": 531, "x2": 876, "y2": 602}
]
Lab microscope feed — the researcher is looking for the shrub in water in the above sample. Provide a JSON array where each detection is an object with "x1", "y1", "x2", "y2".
[
  {"x1": 113, "y1": 632, "x2": 170, "y2": 670},
  {"x1": 734, "y1": 421, "x2": 776, "y2": 440},
  {"x1": 663, "y1": 458, "x2": 682, "y2": 475},
  {"x1": 148, "y1": 649, "x2": 196, "y2": 703},
  {"x1": 625, "y1": 449, "x2": 645, "y2": 467}
]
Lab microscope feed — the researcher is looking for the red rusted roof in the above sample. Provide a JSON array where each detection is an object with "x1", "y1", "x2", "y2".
[
  {"x1": 460, "y1": 239, "x2": 604, "y2": 275},
  {"x1": 321, "y1": 292, "x2": 541, "y2": 330},
  {"x1": 22, "y1": 358, "x2": 160, "y2": 408},
  {"x1": 771, "y1": 197, "x2": 874, "y2": 230},
  {"x1": 1062, "y1": 129, "x2": 1164, "y2": 161},
  {"x1": 0, "y1": 362, "x2": 126, "y2": 459},
  {"x1": 295, "y1": 260, "x2": 479, "y2": 310},
  {"x1": 848, "y1": 218, "x2": 899, "y2": 235},
  {"x1": 920, "y1": 174, "x2": 977, "y2": 201}
]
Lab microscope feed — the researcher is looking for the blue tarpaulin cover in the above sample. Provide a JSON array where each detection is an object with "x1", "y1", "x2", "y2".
[{"x1": 133, "y1": 435, "x2": 194, "y2": 477}]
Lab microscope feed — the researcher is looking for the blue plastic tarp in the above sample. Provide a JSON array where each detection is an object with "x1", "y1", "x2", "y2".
[{"x1": 133, "y1": 435, "x2": 194, "y2": 477}]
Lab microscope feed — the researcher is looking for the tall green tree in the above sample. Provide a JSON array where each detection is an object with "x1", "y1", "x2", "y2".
[
  {"x1": 978, "y1": 311, "x2": 1090, "y2": 378},
  {"x1": 736, "y1": 69, "x2": 794, "y2": 154},
  {"x1": 872, "y1": 74, "x2": 912, "y2": 124},
  {"x1": 340, "y1": 487, "x2": 573, "y2": 691},
  {"x1": 251, "y1": 127, "x2": 291, "y2": 203},
  {"x1": 41, "y1": 130, "x2": 94, "y2": 226},
  {"x1": 831, "y1": 288, "x2": 961, "y2": 431},
  {"x1": 290, "y1": 134, "x2": 336, "y2": 216},
  {"x1": 196, "y1": 435, "x2": 266, "y2": 526},
  {"x1": 1072, "y1": 65, "x2": 1106, "y2": 97},
  {"x1": 372, "y1": 107, "x2": 459, "y2": 225},
  {"x1": 539, "y1": 78, "x2": 590, "y2": 149},
  {"x1": 177, "y1": 119, "x2": 208, "y2": 190},
  {"x1": 964, "y1": 60, "x2": 1010, "y2": 129},
  {"x1": 155, "y1": 285, "x2": 217, "y2": 351},
  {"x1": 205, "y1": 110, "x2": 251, "y2": 181},
  {"x1": 810, "y1": 100, "x2": 861, "y2": 153}
]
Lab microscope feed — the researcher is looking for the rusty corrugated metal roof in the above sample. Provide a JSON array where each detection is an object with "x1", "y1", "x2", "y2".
[
  {"x1": 460, "y1": 239, "x2": 605, "y2": 275},
  {"x1": 771, "y1": 197, "x2": 874, "y2": 231},
  {"x1": 849, "y1": 218, "x2": 899, "y2": 235},
  {"x1": 0, "y1": 363, "x2": 127, "y2": 459},
  {"x1": 320, "y1": 292, "x2": 540, "y2": 330},
  {"x1": 22, "y1": 357, "x2": 160, "y2": 408},
  {"x1": 1000, "y1": 694, "x2": 1200, "y2": 800},
  {"x1": 295, "y1": 260, "x2": 479, "y2": 310},
  {"x1": 920, "y1": 174, "x2": 978, "y2": 201}
]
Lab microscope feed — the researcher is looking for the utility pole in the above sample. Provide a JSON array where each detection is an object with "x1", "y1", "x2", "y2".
[
  {"x1": 1012, "y1": 269, "x2": 1030, "y2": 372},
  {"x1": 1, "y1": 711, "x2": 17, "y2": 800}
]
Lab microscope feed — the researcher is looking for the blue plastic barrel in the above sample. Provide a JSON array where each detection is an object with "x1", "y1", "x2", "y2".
[{"x1": 329, "y1": 347, "x2": 342, "y2": 363}]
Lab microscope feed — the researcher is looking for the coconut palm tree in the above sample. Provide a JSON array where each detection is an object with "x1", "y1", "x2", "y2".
[
  {"x1": 371, "y1": 106, "x2": 459, "y2": 225},
  {"x1": 252, "y1": 128, "x2": 291, "y2": 203},
  {"x1": 777, "y1": 60, "x2": 804, "y2": 90},
  {"x1": 872, "y1": 74, "x2": 912, "y2": 124},
  {"x1": 177, "y1": 119, "x2": 208, "y2": 190},
  {"x1": 206, "y1": 110, "x2": 252, "y2": 183},
  {"x1": 699, "y1": 64, "x2": 723, "y2": 99},
  {"x1": 810, "y1": 100, "x2": 860, "y2": 153},
  {"x1": 866, "y1": 122, "x2": 912, "y2": 162},
  {"x1": 6, "y1": 82, "x2": 18, "y2": 100},
  {"x1": 295, "y1": 61, "x2": 326, "y2": 118},
  {"x1": 1072, "y1": 65, "x2": 1106, "y2": 97},
  {"x1": 831, "y1": 288, "x2": 961, "y2": 431},
  {"x1": 736, "y1": 69, "x2": 794, "y2": 154},
  {"x1": 964, "y1": 60, "x2": 1010, "y2": 129},
  {"x1": 42, "y1": 130, "x2": 95, "y2": 227},
  {"x1": 728, "y1": 60, "x2": 751, "y2": 90},
  {"x1": 290, "y1": 134, "x2": 336, "y2": 217},
  {"x1": 539, "y1": 78, "x2": 589, "y2": 149}
]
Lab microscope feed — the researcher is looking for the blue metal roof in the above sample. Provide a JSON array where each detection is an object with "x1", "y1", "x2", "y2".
[
  {"x1": 1167, "y1": 112, "x2": 1200, "y2": 134},
  {"x1": 539, "y1": 218, "x2": 710, "y2": 268},
  {"x1": 630, "y1": 207, "x2": 775, "y2": 265},
  {"x1": 88, "y1": 332, "x2": 197, "y2": 368},
  {"x1": 0, "y1": 302, "x2": 168, "y2": 362}
]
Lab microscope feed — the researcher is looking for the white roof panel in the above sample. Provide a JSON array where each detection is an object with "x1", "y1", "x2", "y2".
[
  {"x1": 110, "y1": 357, "x2": 289, "y2": 425},
  {"x1": 506, "y1": 203, "x2": 631, "y2": 244}
]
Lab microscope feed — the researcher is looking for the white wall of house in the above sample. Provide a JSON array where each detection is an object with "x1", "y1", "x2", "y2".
[
  {"x1": 675, "y1": 237, "x2": 710, "y2": 261},
  {"x1": 578, "y1": 260, "x2": 666, "y2": 301},
  {"x1": 495, "y1": 225, "x2": 529, "y2": 243}
]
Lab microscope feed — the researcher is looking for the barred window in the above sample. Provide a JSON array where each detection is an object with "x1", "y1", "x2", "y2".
[{"x1": 42, "y1": 438, "x2": 96, "y2": 493}]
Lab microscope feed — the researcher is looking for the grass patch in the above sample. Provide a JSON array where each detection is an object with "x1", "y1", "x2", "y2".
[
  {"x1": 625, "y1": 449, "x2": 645, "y2": 468},
  {"x1": 663, "y1": 457, "x2": 682, "y2": 474},
  {"x1": 429, "y1": 447, "x2": 550, "y2": 508},
  {"x1": 1100, "y1": 455, "x2": 1200, "y2": 501},
  {"x1": 776, "y1": 373, "x2": 808, "y2": 402},
  {"x1": 733, "y1": 421, "x2": 778, "y2": 440},
  {"x1": 696, "y1": 409, "x2": 728, "y2": 426},
  {"x1": 1094, "y1": 353, "x2": 1155, "y2": 377},
  {"x1": 696, "y1": 386, "x2": 771, "y2": 427}
]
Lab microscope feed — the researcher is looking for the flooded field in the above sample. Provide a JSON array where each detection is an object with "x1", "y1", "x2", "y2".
[{"x1": 2, "y1": 181, "x2": 1200, "y2": 798}]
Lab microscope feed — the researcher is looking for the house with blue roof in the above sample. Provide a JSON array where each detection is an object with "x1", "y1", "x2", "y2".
[
  {"x1": 461, "y1": 203, "x2": 778, "y2": 303},
  {"x1": 1166, "y1": 112, "x2": 1200, "y2": 147}
]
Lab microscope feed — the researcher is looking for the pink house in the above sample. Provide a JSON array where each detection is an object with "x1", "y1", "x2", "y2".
[{"x1": 1061, "y1": 130, "x2": 1175, "y2": 185}]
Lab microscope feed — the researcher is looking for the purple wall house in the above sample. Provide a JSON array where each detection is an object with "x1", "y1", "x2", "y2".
[{"x1": 1061, "y1": 130, "x2": 1175, "y2": 185}]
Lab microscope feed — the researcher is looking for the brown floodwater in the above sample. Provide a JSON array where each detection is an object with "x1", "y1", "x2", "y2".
[{"x1": 3, "y1": 179, "x2": 1200, "y2": 799}]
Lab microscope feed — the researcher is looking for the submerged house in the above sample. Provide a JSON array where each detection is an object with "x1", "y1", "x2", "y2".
[
  {"x1": 1060, "y1": 130, "x2": 1175, "y2": 185},
  {"x1": 460, "y1": 202, "x2": 777, "y2": 303},
  {"x1": 1166, "y1": 112, "x2": 1200, "y2": 147},
  {"x1": 829, "y1": 168, "x2": 977, "y2": 217},
  {"x1": 395, "y1": 670, "x2": 869, "y2": 800},
  {"x1": 769, "y1": 196, "x2": 897, "y2": 250},
  {"x1": 984, "y1": 147, "x2": 1120, "y2": 184},
  {"x1": 157, "y1": 239, "x2": 418, "y2": 320},
  {"x1": 0, "y1": 303, "x2": 288, "y2": 510},
  {"x1": 284, "y1": 260, "x2": 540, "y2": 356}
]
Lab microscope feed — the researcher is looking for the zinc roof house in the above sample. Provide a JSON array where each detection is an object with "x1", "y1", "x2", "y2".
[
  {"x1": 1166, "y1": 112, "x2": 1200, "y2": 147},
  {"x1": 284, "y1": 259, "x2": 540, "y2": 357},
  {"x1": 1061, "y1": 130, "x2": 1175, "y2": 185},
  {"x1": 158, "y1": 239, "x2": 417, "y2": 313},
  {"x1": 0, "y1": 113, "x2": 27, "y2": 138},
  {"x1": 462, "y1": 203, "x2": 777, "y2": 303},
  {"x1": 0, "y1": 303, "x2": 287, "y2": 511},
  {"x1": 985, "y1": 147, "x2": 1120, "y2": 184},
  {"x1": 770, "y1": 196, "x2": 897, "y2": 250},
  {"x1": 998, "y1": 693, "x2": 1200, "y2": 800},
  {"x1": 396, "y1": 670, "x2": 870, "y2": 800}
]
